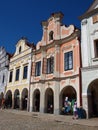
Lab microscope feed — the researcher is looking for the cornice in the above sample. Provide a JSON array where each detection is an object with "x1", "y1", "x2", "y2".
[
  {"x1": 79, "y1": 8, "x2": 98, "y2": 20},
  {"x1": 81, "y1": 65, "x2": 98, "y2": 71},
  {"x1": 9, "y1": 52, "x2": 32, "y2": 64},
  {"x1": 30, "y1": 74, "x2": 79, "y2": 84}
]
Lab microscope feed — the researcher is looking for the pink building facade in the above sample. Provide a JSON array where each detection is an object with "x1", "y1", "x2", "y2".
[{"x1": 30, "y1": 12, "x2": 81, "y2": 114}]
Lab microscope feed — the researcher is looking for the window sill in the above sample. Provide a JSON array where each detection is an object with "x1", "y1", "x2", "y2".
[{"x1": 35, "y1": 75, "x2": 41, "y2": 77}]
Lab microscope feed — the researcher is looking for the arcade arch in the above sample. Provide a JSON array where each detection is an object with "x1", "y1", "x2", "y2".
[
  {"x1": 45, "y1": 88, "x2": 54, "y2": 114},
  {"x1": 14, "y1": 89, "x2": 20, "y2": 109},
  {"x1": 33, "y1": 89, "x2": 40, "y2": 112},
  {"x1": 60, "y1": 86, "x2": 76, "y2": 114},
  {"x1": 21, "y1": 88, "x2": 28, "y2": 110},
  {"x1": 87, "y1": 79, "x2": 98, "y2": 117},
  {"x1": 5, "y1": 90, "x2": 12, "y2": 108}
]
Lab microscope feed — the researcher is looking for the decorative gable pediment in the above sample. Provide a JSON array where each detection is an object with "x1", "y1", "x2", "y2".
[
  {"x1": 13, "y1": 38, "x2": 30, "y2": 56},
  {"x1": 36, "y1": 12, "x2": 75, "y2": 49}
]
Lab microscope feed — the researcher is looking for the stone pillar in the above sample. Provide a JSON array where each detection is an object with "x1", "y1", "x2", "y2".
[
  {"x1": 82, "y1": 94, "x2": 89, "y2": 118},
  {"x1": 29, "y1": 85, "x2": 33, "y2": 112},
  {"x1": 41, "y1": 21, "x2": 48, "y2": 45},
  {"x1": 40, "y1": 85, "x2": 45, "y2": 113},
  {"x1": 19, "y1": 94, "x2": 22, "y2": 110},
  {"x1": 81, "y1": 19, "x2": 90, "y2": 67},
  {"x1": 20, "y1": 64, "x2": 23, "y2": 83},
  {"x1": 41, "y1": 50, "x2": 46, "y2": 80},
  {"x1": 12, "y1": 94, "x2": 14, "y2": 109},
  {"x1": 27, "y1": 58, "x2": 32, "y2": 112},
  {"x1": 12, "y1": 66, "x2": 16, "y2": 85},
  {"x1": 54, "y1": 44, "x2": 60, "y2": 78},
  {"x1": 54, "y1": 81, "x2": 60, "y2": 115}
]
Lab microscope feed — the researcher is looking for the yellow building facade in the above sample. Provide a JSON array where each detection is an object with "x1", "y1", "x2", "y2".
[{"x1": 5, "y1": 38, "x2": 35, "y2": 110}]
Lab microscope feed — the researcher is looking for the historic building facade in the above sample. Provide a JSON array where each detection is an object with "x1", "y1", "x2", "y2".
[
  {"x1": 80, "y1": 0, "x2": 98, "y2": 118},
  {"x1": 5, "y1": 38, "x2": 35, "y2": 110},
  {"x1": 0, "y1": 47, "x2": 11, "y2": 105},
  {"x1": 30, "y1": 12, "x2": 81, "y2": 115}
]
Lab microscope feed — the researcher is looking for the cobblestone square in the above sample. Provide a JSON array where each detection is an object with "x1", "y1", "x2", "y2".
[{"x1": 0, "y1": 110, "x2": 98, "y2": 130}]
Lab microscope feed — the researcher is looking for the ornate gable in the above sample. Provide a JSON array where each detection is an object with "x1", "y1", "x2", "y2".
[
  {"x1": 36, "y1": 12, "x2": 75, "y2": 50},
  {"x1": 14, "y1": 38, "x2": 31, "y2": 56}
]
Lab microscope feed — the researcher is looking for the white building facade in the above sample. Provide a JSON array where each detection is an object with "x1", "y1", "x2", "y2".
[
  {"x1": 0, "y1": 47, "x2": 11, "y2": 105},
  {"x1": 80, "y1": 0, "x2": 98, "y2": 118}
]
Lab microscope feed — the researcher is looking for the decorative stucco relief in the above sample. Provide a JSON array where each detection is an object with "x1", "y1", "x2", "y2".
[{"x1": 61, "y1": 25, "x2": 74, "y2": 39}]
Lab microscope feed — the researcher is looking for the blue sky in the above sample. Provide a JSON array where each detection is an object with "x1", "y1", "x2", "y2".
[{"x1": 0, "y1": 0, "x2": 93, "y2": 53}]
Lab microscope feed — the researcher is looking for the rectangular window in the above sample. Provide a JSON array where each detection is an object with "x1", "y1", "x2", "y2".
[
  {"x1": 47, "y1": 57, "x2": 54, "y2": 74},
  {"x1": 23, "y1": 66, "x2": 28, "y2": 79},
  {"x1": 94, "y1": 40, "x2": 98, "y2": 58},
  {"x1": 35, "y1": 61, "x2": 41, "y2": 76},
  {"x1": 64, "y1": 51, "x2": 73, "y2": 71},
  {"x1": 15, "y1": 68, "x2": 20, "y2": 81},
  {"x1": 9, "y1": 71, "x2": 13, "y2": 82}
]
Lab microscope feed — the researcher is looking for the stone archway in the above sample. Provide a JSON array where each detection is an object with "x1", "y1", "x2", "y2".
[
  {"x1": 87, "y1": 79, "x2": 98, "y2": 117},
  {"x1": 5, "y1": 90, "x2": 12, "y2": 108},
  {"x1": 33, "y1": 89, "x2": 40, "y2": 112},
  {"x1": 14, "y1": 89, "x2": 20, "y2": 109},
  {"x1": 60, "y1": 86, "x2": 76, "y2": 114},
  {"x1": 21, "y1": 88, "x2": 28, "y2": 110},
  {"x1": 45, "y1": 88, "x2": 54, "y2": 114}
]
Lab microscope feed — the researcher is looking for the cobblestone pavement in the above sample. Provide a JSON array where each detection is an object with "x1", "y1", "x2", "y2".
[{"x1": 0, "y1": 109, "x2": 98, "y2": 130}]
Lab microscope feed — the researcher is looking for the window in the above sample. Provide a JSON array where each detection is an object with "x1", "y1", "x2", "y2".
[
  {"x1": 49, "y1": 31, "x2": 54, "y2": 41},
  {"x1": 2, "y1": 75, "x2": 5, "y2": 83},
  {"x1": 23, "y1": 66, "x2": 28, "y2": 79},
  {"x1": 19, "y1": 46, "x2": 21, "y2": 53},
  {"x1": 64, "y1": 51, "x2": 73, "y2": 71},
  {"x1": 9, "y1": 71, "x2": 13, "y2": 82},
  {"x1": 35, "y1": 61, "x2": 41, "y2": 76},
  {"x1": 47, "y1": 57, "x2": 54, "y2": 74},
  {"x1": 94, "y1": 40, "x2": 98, "y2": 57},
  {"x1": 15, "y1": 68, "x2": 20, "y2": 81}
]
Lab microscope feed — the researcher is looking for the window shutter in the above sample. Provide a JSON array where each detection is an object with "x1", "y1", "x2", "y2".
[
  {"x1": 42, "y1": 58, "x2": 47, "y2": 74},
  {"x1": 32, "y1": 62, "x2": 35, "y2": 76}
]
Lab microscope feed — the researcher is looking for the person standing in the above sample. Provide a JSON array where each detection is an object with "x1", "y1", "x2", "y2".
[
  {"x1": 64, "y1": 97, "x2": 69, "y2": 114},
  {"x1": 73, "y1": 101, "x2": 78, "y2": 119}
]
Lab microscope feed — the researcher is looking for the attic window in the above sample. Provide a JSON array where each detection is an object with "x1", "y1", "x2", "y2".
[
  {"x1": 19, "y1": 46, "x2": 21, "y2": 53},
  {"x1": 93, "y1": 15, "x2": 98, "y2": 24},
  {"x1": 49, "y1": 31, "x2": 54, "y2": 41}
]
